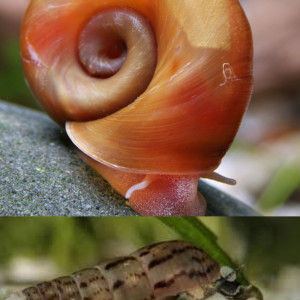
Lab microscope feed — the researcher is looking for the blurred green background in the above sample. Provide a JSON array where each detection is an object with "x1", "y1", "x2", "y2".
[
  {"x1": 0, "y1": 0, "x2": 38, "y2": 110},
  {"x1": 0, "y1": 38, "x2": 39, "y2": 110},
  {"x1": 0, "y1": 217, "x2": 300, "y2": 292}
]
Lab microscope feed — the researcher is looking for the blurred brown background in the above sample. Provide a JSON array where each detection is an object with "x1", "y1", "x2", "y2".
[{"x1": 0, "y1": 0, "x2": 300, "y2": 215}]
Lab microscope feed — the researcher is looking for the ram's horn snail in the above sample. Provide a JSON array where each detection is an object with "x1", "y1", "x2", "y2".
[{"x1": 21, "y1": 0, "x2": 253, "y2": 215}]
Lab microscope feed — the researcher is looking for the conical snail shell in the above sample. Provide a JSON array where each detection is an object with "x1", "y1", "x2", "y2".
[
  {"x1": 5, "y1": 241, "x2": 263, "y2": 300},
  {"x1": 21, "y1": 0, "x2": 253, "y2": 215}
]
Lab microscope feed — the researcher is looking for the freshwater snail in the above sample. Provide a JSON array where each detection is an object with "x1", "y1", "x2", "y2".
[
  {"x1": 6, "y1": 241, "x2": 262, "y2": 300},
  {"x1": 20, "y1": 0, "x2": 253, "y2": 215}
]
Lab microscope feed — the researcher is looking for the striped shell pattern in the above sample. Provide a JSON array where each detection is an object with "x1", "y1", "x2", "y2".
[{"x1": 6, "y1": 241, "x2": 262, "y2": 300}]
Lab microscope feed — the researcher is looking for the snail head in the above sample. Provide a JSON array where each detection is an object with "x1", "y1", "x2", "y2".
[
  {"x1": 219, "y1": 282, "x2": 263, "y2": 300},
  {"x1": 208, "y1": 266, "x2": 263, "y2": 300}
]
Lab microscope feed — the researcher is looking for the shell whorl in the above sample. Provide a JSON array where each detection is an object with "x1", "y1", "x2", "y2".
[
  {"x1": 76, "y1": 7, "x2": 157, "y2": 120},
  {"x1": 6, "y1": 241, "x2": 263, "y2": 300},
  {"x1": 7, "y1": 241, "x2": 221, "y2": 300},
  {"x1": 21, "y1": 0, "x2": 253, "y2": 174},
  {"x1": 21, "y1": 4, "x2": 157, "y2": 124}
]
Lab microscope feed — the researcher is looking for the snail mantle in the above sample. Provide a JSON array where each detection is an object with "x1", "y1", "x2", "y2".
[{"x1": 0, "y1": 101, "x2": 259, "y2": 216}]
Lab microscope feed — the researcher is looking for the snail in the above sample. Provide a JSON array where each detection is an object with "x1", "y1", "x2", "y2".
[
  {"x1": 20, "y1": 0, "x2": 253, "y2": 216},
  {"x1": 6, "y1": 241, "x2": 263, "y2": 300}
]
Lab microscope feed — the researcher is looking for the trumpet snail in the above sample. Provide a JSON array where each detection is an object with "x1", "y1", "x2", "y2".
[
  {"x1": 6, "y1": 241, "x2": 263, "y2": 300},
  {"x1": 20, "y1": 0, "x2": 253, "y2": 215}
]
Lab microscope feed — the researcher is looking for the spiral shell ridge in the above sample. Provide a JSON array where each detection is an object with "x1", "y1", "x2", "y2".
[
  {"x1": 21, "y1": 0, "x2": 253, "y2": 215},
  {"x1": 21, "y1": 0, "x2": 252, "y2": 174}
]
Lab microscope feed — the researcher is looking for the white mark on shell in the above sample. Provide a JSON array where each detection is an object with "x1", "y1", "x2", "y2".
[{"x1": 220, "y1": 63, "x2": 239, "y2": 86}]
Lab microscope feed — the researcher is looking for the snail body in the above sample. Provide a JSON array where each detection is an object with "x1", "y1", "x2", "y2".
[
  {"x1": 6, "y1": 241, "x2": 262, "y2": 300},
  {"x1": 21, "y1": 0, "x2": 253, "y2": 215}
]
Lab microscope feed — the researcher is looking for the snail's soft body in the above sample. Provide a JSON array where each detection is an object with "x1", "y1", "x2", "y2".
[
  {"x1": 21, "y1": 0, "x2": 253, "y2": 215},
  {"x1": 6, "y1": 241, "x2": 262, "y2": 300}
]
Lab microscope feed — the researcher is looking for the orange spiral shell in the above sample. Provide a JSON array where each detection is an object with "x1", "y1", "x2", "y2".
[{"x1": 21, "y1": 0, "x2": 253, "y2": 215}]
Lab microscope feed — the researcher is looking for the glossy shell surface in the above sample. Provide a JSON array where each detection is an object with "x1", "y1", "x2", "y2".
[
  {"x1": 20, "y1": 0, "x2": 253, "y2": 216},
  {"x1": 21, "y1": 0, "x2": 253, "y2": 175}
]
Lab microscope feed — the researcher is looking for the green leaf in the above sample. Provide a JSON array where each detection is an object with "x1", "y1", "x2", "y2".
[
  {"x1": 157, "y1": 217, "x2": 249, "y2": 285},
  {"x1": 258, "y1": 164, "x2": 300, "y2": 211}
]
